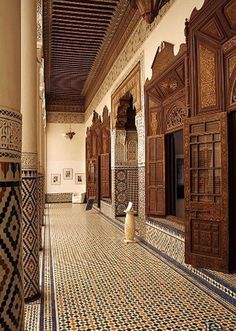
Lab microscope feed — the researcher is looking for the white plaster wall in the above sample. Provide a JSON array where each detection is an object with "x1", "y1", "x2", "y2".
[
  {"x1": 46, "y1": 123, "x2": 86, "y2": 194},
  {"x1": 84, "y1": 0, "x2": 204, "y2": 127}
]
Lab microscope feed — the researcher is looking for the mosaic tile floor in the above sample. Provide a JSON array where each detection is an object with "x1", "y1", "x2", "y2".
[{"x1": 25, "y1": 203, "x2": 236, "y2": 330}]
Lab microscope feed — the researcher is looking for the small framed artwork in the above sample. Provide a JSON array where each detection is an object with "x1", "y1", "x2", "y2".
[
  {"x1": 63, "y1": 168, "x2": 73, "y2": 180},
  {"x1": 51, "y1": 174, "x2": 61, "y2": 185},
  {"x1": 75, "y1": 173, "x2": 85, "y2": 184}
]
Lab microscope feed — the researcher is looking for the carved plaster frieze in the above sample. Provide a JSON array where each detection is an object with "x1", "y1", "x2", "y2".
[
  {"x1": 135, "y1": 110, "x2": 145, "y2": 166},
  {"x1": 85, "y1": 0, "x2": 175, "y2": 122},
  {"x1": 22, "y1": 152, "x2": 38, "y2": 171},
  {"x1": 47, "y1": 112, "x2": 85, "y2": 124},
  {"x1": 0, "y1": 109, "x2": 22, "y2": 163},
  {"x1": 112, "y1": 62, "x2": 141, "y2": 129},
  {"x1": 37, "y1": 0, "x2": 42, "y2": 43},
  {"x1": 47, "y1": 104, "x2": 84, "y2": 113}
]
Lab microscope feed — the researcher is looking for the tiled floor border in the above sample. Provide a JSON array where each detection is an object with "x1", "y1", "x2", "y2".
[
  {"x1": 39, "y1": 204, "x2": 58, "y2": 331},
  {"x1": 48, "y1": 205, "x2": 58, "y2": 331},
  {"x1": 95, "y1": 207, "x2": 236, "y2": 315},
  {"x1": 39, "y1": 222, "x2": 46, "y2": 331}
]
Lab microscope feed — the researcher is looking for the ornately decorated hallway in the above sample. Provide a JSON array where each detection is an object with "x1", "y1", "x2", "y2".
[{"x1": 24, "y1": 204, "x2": 236, "y2": 330}]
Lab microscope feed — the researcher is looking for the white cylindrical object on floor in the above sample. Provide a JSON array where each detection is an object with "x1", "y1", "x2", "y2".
[{"x1": 124, "y1": 210, "x2": 136, "y2": 243}]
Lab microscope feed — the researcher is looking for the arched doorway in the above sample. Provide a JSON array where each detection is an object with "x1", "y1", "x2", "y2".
[{"x1": 114, "y1": 93, "x2": 138, "y2": 216}]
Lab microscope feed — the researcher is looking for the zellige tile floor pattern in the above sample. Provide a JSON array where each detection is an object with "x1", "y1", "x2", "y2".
[{"x1": 25, "y1": 203, "x2": 236, "y2": 330}]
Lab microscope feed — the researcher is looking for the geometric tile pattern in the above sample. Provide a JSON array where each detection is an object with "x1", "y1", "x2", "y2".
[
  {"x1": 144, "y1": 218, "x2": 236, "y2": 307},
  {"x1": 0, "y1": 183, "x2": 25, "y2": 331},
  {"x1": 114, "y1": 168, "x2": 128, "y2": 216},
  {"x1": 37, "y1": 174, "x2": 44, "y2": 250},
  {"x1": 115, "y1": 167, "x2": 138, "y2": 216},
  {"x1": 45, "y1": 193, "x2": 72, "y2": 203},
  {"x1": 36, "y1": 176, "x2": 42, "y2": 251},
  {"x1": 137, "y1": 166, "x2": 145, "y2": 236},
  {"x1": 25, "y1": 203, "x2": 236, "y2": 330},
  {"x1": 22, "y1": 174, "x2": 40, "y2": 302},
  {"x1": 127, "y1": 168, "x2": 138, "y2": 212},
  {"x1": 0, "y1": 108, "x2": 24, "y2": 330}
]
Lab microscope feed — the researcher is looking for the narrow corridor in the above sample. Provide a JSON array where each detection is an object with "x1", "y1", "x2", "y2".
[{"x1": 25, "y1": 204, "x2": 236, "y2": 330}]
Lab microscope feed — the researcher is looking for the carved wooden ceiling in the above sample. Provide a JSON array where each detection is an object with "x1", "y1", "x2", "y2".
[{"x1": 43, "y1": 0, "x2": 140, "y2": 112}]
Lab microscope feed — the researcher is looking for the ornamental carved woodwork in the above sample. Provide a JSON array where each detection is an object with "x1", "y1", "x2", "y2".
[
  {"x1": 145, "y1": 42, "x2": 187, "y2": 136},
  {"x1": 150, "y1": 112, "x2": 158, "y2": 135},
  {"x1": 186, "y1": 0, "x2": 236, "y2": 116},
  {"x1": 86, "y1": 108, "x2": 111, "y2": 201},
  {"x1": 185, "y1": 0, "x2": 236, "y2": 272},
  {"x1": 145, "y1": 42, "x2": 187, "y2": 218},
  {"x1": 112, "y1": 62, "x2": 141, "y2": 129},
  {"x1": 166, "y1": 102, "x2": 187, "y2": 131},
  {"x1": 232, "y1": 80, "x2": 236, "y2": 104}
]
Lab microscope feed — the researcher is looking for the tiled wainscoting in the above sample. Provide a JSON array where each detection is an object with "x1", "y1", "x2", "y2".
[
  {"x1": 46, "y1": 193, "x2": 72, "y2": 203},
  {"x1": 114, "y1": 166, "x2": 139, "y2": 216},
  {"x1": 143, "y1": 219, "x2": 236, "y2": 306}
]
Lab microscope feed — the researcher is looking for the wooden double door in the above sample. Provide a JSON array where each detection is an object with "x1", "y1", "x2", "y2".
[
  {"x1": 87, "y1": 154, "x2": 111, "y2": 203},
  {"x1": 147, "y1": 112, "x2": 234, "y2": 272}
]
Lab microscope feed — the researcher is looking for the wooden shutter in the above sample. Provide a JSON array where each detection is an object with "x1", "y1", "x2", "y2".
[
  {"x1": 147, "y1": 135, "x2": 165, "y2": 216},
  {"x1": 184, "y1": 112, "x2": 229, "y2": 272},
  {"x1": 87, "y1": 159, "x2": 97, "y2": 200},
  {"x1": 100, "y1": 153, "x2": 110, "y2": 199}
]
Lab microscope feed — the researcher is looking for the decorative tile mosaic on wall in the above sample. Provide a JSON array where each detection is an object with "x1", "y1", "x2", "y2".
[
  {"x1": 114, "y1": 167, "x2": 139, "y2": 216},
  {"x1": 46, "y1": 193, "x2": 72, "y2": 203},
  {"x1": 22, "y1": 171, "x2": 40, "y2": 301},
  {"x1": 142, "y1": 218, "x2": 236, "y2": 308},
  {"x1": 0, "y1": 109, "x2": 24, "y2": 331}
]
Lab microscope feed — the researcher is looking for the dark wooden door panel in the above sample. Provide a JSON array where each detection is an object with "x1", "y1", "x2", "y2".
[
  {"x1": 184, "y1": 112, "x2": 229, "y2": 272},
  {"x1": 87, "y1": 159, "x2": 97, "y2": 200},
  {"x1": 147, "y1": 135, "x2": 165, "y2": 216},
  {"x1": 100, "y1": 153, "x2": 110, "y2": 199}
]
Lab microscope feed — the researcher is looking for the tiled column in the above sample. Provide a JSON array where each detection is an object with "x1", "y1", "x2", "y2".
[
  {"x1": 36, "y1": 54, "x2": 42, "y2": 250},
  {"x1": 135, "y1": 111, "x2": 146, "y2": 239},
  {"x1": 0, "y1": 1, "x2": 24, "y2": 330},
  {"x1": 113, "y1": 130, "x2": 127, "y2": 217},
  {"x1": 21, "y1": 0, "x2": 40, "y2": 302}
]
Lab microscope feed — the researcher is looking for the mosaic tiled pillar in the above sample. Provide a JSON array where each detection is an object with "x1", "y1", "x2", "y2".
[
  {"x1": 0, "y1": 109, "x2": 24, "y2": 330},
  {"x1": 36, "y1": 175, "x2": 41, "y2": 250},
  {"x1": 113, "y1": 130, "x2": 127, "y2": 216},
  {"x1": 22, "y1": 167, "x2": 40, "y2": 301},
  {"x1": 37, "y1": 174, "x2": 44, "y2": 249},
  {"x1": 0, "y1": 2, "x2": 24, "y2": 328},
  {"x1": 21, "y1": 0, "x2": 40, "y2": 302}
]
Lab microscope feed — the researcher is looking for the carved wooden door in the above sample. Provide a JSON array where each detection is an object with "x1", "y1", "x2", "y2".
[
  {"x1": 147, "y1": 135, "x2": 165, "y2": 216},
  {"x1": 184, "y1": 112, "x2": 229, "y2": 272},
  {"x1": 87, "y1": 159, "x2": 97, "y2": 200},
  {"x1": 100, "y1": 153, "x2": 110, "y2": 199}
]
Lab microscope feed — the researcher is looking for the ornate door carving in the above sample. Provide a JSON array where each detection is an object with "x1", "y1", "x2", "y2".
[
  {"x1": 87, "y1": 159, "x2": 97, "y2": 200},
  {"x1": 184, "y1": 112, "x2": 229, "y2": 272},
  {"x1": 147, "y1": 135, "x2": 165, "y2": 216},
  {"x1": 100, "y1": 153, "x2": 110, "y2": 199}
]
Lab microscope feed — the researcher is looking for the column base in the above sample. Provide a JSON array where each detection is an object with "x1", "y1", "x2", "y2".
[{"x1": 124, "y1": 239, "x2": 136, "y2": 244}]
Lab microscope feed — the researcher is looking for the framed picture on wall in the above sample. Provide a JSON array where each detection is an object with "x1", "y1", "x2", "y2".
[
  {"x1": 75, "y1": 173, "x2": 85, "y2": 184},
  {"x1": 63, "y1": 168, "x2": 73, "y2": 180},
  {"x1": 51, "y1": 174, "x2": 61, "y2": 185}
]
